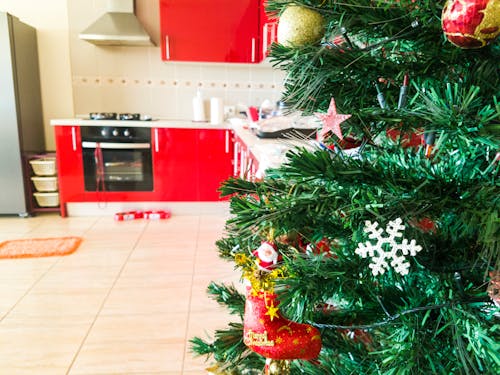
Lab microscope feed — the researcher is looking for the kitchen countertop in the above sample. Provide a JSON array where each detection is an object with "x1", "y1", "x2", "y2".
[
  {"x1": 231, "y1": 122, "x2": 317, "y2": 176},
  {"x1": 50, "y1": 117, "x2": 318, "y2": 175},
  {"x1": 50, "y1": 118, "x2": 231, "y2": 130}
]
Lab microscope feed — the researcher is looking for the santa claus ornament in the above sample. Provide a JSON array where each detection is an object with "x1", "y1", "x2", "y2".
[
  {"x1": 253, "y1": 242, "x2": 282, "y2": 271},
  {"x1": 441, "y1": 0, "x2": 500, "y2": 48}
]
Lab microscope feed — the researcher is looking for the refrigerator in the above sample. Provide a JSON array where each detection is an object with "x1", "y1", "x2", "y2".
[{"x1": 0, "y1": 12, "x2": 45, "y2": 216}]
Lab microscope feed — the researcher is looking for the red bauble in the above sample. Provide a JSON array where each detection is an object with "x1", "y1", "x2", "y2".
[
  {"x1": 243, "y1": 288, "x2": 322, "y2": 360},
  {"x1": 442, "y1": 0, "x2": 500, "y2": 48},
  {"x1": 386, "y1": 127, "x2": 424, "y2": 148}
]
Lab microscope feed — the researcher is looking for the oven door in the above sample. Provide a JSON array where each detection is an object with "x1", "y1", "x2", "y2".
[{"x1": 82, "y1": 141, "x2": 153, "y2": 192}]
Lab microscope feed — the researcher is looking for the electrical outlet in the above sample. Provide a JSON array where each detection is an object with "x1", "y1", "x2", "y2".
[{"x1": 224, "y1": 105, "x2": 236, "y2": 118}]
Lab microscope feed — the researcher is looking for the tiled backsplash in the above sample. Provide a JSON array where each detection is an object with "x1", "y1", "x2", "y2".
[{"x1": 71, "y1": 67, "x2": 285, "y2": 120}]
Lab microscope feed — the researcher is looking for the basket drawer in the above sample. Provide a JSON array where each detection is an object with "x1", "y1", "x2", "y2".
[
  {"x1": 29, "y1": 158, "x2": 56, "y2": 176},
  {"x1": 31, "y1": 176, "x2": 58, "y2": 192},
  {"x1": 33, "y1": 192, "x2": 59, "y2": 207}
]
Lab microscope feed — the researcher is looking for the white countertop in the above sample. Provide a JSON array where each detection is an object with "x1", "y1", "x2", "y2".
[
  {"x1": 231, "y1": 123, "x2": 318, "y2": 175},
  {"x1": 50, "y1": 117, "x2": 318, "y2": 174},
  {"x1": 50, "y1": 118, "x2": 230, "y2": 130}
]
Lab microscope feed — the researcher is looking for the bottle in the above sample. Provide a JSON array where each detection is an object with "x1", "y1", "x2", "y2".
[
  {"x1": 210, "y1": 97, "x2": 224, "y2": 125},
  {"x1": 192, "y1": 90, "x2": 207, "y2": 122}
]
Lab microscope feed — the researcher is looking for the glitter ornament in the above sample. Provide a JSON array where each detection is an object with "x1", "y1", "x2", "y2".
[
  {"x1": 277, "y1": 5, "x2": 325, "y2": 47},
  {"x1": 265, "y1": 358, "x2": 291, "y2": 375},
  {"x1": 442, "y1": 0, "x2": 500, "y2": 48},
  {"x1": 315, "y1": 98, "x2": 352, "y2": 141},
  {"x1": 243, "y1": 288, "x2": 322, "y2": 360}
]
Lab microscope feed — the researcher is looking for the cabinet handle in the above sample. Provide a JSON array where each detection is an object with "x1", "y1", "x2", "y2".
[
  {"x1": 71, "y1": 126, "x2": 77, "y2": 151},
  {"x1": 240, "y1": 150, "x2": 246, "y2": 178},
  {"x1": 154, "y1": 128, "x2": 159, "y2": 152},
  {"x1": 247, "y1": 157, "x2": 253, "y2": 181},
  {"x1": 251, "y1": 37, "x2": 256, "y2": 63},
  {"x1": 233, "y1": 142, "x2": 239, "y2": 176},
  {"x1": 165, "y1": 35, "x2": 171, "y2": 60},
  {"x1": 225, "y1": 130, "x2": 229, "y2": 154},
  {"x1": 263, "y1": 23, "x2": 268, "y2": 56}
]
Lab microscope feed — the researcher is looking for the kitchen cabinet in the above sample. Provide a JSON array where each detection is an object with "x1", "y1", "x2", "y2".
[
  {"x1": 159, "y1": 0, "x2": 276, "y2": 63},
  {"x1": 153, "y1": 127, "x2": 233, "y2": 200},
  {"x1": 54, "y1": 125, "x2": 233, "y2": 216},
  {"x1": 197, "y1": 129, "x2": 233, "y2": 200},
  {"x1": 152, "y1": 127, "x2": 198, "y2": 200},
  {"x1": 54, "y1": 126, "x2": 84, "y2": 217},
  {"x1": 233, "y1": 133, "x2": 259, "y2": 181}
]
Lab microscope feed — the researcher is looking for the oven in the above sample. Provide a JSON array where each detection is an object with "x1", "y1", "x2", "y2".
[{"x1": 81, "y1": 126, "x2": 153, "y2": 192}]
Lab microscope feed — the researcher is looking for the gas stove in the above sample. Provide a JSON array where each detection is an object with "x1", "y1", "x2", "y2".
[{"x1": 88, "y1": 112, "x2": 152, "y2": 121}]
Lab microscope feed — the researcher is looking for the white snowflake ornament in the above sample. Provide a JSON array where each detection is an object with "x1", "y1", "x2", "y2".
[{"x1": 355, "y1": 218, "x2": 422, "y2": 276}]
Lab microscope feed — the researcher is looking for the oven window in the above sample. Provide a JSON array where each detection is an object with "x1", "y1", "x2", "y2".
[
  {"x1": 82, "y1": 146, "x2": 153, "y2": 192},
  {"x1": 103, "y1": 150, "x2": 144, "y2": 182}
]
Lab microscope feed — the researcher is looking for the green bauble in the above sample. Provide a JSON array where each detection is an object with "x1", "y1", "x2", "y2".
[{"x1": 277, "y1": 5, "x2": 325, "y2": 47}]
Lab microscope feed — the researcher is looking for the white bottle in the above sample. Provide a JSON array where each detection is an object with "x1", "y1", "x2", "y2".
[
  {"x1": 210, "y1": 97, "x2": 224, "y2": 125},
  {"x1": 192, "y1": 90, "x2": 207, "y2": 122}
]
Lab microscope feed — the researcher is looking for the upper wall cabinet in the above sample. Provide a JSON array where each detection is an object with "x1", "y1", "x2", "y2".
[{"x1": 159, "y1": 0, "x2": 276, "y2": 63}]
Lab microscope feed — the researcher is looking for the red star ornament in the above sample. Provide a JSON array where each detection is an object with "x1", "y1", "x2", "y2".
[{"x1": 315, "y1": 98, "x2": 351, "y2": 141}]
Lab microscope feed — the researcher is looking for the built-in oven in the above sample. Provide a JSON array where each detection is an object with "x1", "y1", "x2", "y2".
[{"x1": 81, "y1": 126, "x2": 153, "y2": 192}]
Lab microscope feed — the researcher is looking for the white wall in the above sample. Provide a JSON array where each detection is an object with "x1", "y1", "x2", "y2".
[{"x1": 0, "y1": 0, "x2": 74, "y2": 151}]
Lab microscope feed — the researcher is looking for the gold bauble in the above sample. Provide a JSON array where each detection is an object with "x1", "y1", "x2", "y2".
[
  {"x1": 277, "y1": 5, "x2": 325, "y2": 47},
  {"x1": 266, "y1": 359, "x2": 291, "y2": 375}
]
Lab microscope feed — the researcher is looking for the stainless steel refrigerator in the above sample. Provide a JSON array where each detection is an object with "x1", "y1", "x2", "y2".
[{"x1": 0, "y1": 12, "x2": 45, "y2": 216}]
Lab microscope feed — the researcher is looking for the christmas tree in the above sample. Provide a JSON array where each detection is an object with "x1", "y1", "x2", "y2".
[{"x1": 191, "y1": 1, "x2": 500, "y2": 374}]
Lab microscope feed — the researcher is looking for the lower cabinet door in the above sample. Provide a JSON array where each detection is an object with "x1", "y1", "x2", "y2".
[
  {"x1": 197, "y1": 129, "x2": 233, "y2": 200},
  {"x1": 54, "y1": 126, "x2": 85, "y2": 216},
  {"x1": 153, "y1": 128, "x2": 199, "y2": 200}
]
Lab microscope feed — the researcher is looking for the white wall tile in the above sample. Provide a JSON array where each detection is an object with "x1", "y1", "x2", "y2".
[{"x1": 150, "y1": 87, "x2": 179, "y2": 119}]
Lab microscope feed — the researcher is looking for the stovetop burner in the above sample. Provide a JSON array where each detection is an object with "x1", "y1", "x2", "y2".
[
  {"x1": 118, "y1": 113, "x2": 140, "y2": 121},
  {"x1": 88, "y1": 113, "x2": 152, "y2": 121},
  {"x1": 89, "y1": 112, "x2": 117, "y2": 120}
]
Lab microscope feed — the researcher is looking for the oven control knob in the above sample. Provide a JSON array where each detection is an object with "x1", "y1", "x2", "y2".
[
  {"x1": 112, "y1": 129, "x2": 119, "y2": 136},
  {"x1": 123, "y1": 129, "x2": 130, "y2": 137},
  {"x1": 100, "y1": 128, "x2": 108, "y2": 137}
]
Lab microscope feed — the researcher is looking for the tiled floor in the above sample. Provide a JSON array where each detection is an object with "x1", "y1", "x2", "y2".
[{"x1": 0, "y1": 207, "x2": 240, "y2": 374}]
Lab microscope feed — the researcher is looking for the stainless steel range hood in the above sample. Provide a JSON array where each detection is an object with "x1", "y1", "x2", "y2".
[{"x1": 79, "y1": 0, "x2": 153, "y2": 46}]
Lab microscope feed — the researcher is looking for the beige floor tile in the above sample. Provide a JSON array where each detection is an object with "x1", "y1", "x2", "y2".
[
  {"x1": 119, "y1": 257, "x2": 196, "y2": 277},
  {"x1": 0, "y1": 257, "x2": 58, "y2": 281},
  {"x1": 69, "y1": 341, "x2": 185, "y2": 374},
  {"x1": 114, "y1": 270, "x2": 193, "y2": 289},
  {"x1": 84, "y1": 312, "x2": 188, "y2": 345},
  {"x1": 100, "y1": 286, "x2": 192, "y2": 315},
  {"x1": 0, "y1": 317, "x2": 89, "y2": 374},
  {"x1": 8, "y1": 290, "x2": 108, "y2": 318}
]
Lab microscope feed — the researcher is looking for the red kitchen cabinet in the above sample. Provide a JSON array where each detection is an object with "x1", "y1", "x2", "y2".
[
  {"x1": 159, "y1": 0, "x2": 274, "y2": 63},
  {"x1": 55, "y1": 126, "x2": 233, "y2": 215},
  {"x1": 54, "y1": 126, "x2": 85, "y2": 217},
  {"x1": 233, "y1": 133, "x2": 259, "y2": 181},
  {"x1": 152, "y1": 127, "x2": 199, "y2": 200},
  {"x1": 153, "y1": 127, "x2": 233, "y2": 201},
  {"x1": 197, "y1": 129, "x2": 233, "y2": 200}
]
